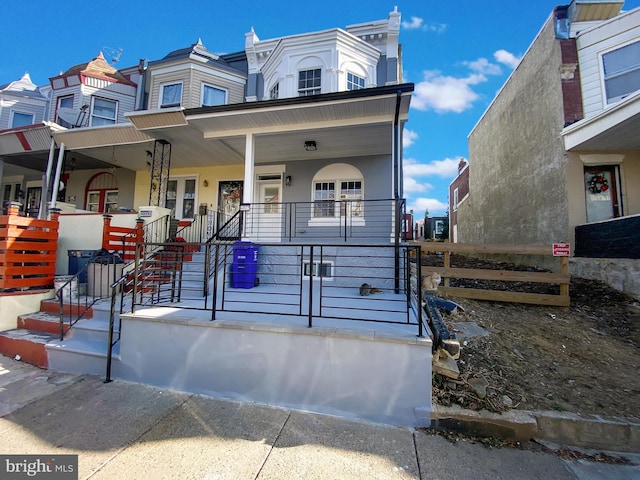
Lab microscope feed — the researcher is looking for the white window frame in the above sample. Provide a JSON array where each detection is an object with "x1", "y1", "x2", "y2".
[
  {"x1": 160, "y1": 82, "x2": 183, "y2": 108},
  {"x1": 55, "y1": 95, "x2": 74, "y2": 128},
  {"x1": 347, "y1": 72, "x2": 365, "y2": 90},
  {"x1": 435, "y1": 220, "x2": 444, "y2": 235},
  {"x1": 201, "y1": 83, "x2": 227, "y2": 107},
  {"x1": 600, "y1": 39, "x2": 640, "y2": 105},
  {"x1": 453, "y1": 188, "x2": 459, "y2": 211},
  {"x1": 302, "y1": 260, "x2": 334, "y2": 281},
  {"x1": 90, "y1": 97, "x2": 117, "y2": 126},
  {"x1": 10, "y1": 111, "x2": 34, "y2": 128},
  {"x1": 165, "y1": 175, "x2": 198, "y2": 220},
  {"x1": 269, "y1": 82, "x2": 279, "y2": 100},
  {"x1": 298, "y1": 69, "x2": 322, "y2": 96}
]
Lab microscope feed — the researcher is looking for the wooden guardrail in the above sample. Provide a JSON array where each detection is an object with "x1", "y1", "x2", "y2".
[
  {"x1": 411, "y1": 242, "x2": 570, "y2": 307},
  {"x1": 0, "y1": 203, "x2": 59, "y2": 292},
  {"x1": 102, "y1": 215, "x2": 144, "y2": 261}
]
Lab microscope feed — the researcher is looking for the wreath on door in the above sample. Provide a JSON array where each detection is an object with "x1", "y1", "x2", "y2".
[{"x1": 588, "y1": 174, "x2": 608, "y2": 194}]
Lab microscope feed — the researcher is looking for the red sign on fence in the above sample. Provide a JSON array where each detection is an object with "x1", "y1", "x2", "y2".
[{"x1": 552, "y1": 243, "x2": 571, "y2": 257}]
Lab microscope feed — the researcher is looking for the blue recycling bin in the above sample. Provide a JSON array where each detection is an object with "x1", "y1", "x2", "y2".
[
  {"x1": 231, "y1": 241, "x2": 258, "y2": 288},
  {"x1": 68, "y1": 250, "x2": 97, "y2": 283}
]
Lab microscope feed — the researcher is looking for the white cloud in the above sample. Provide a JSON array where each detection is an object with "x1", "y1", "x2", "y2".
[
  {"x1": 402, "y1": 16, "x2": 424, "y2": 30},
  {"x1": 411, "y1": 70, "x2": 483, "y2": 113},
  {"x1": 403, "y1": 129, "x2": 418, "y2": 148},
  {"x1": 401, "y1": 16, "x2": 447, "y2": 33},
  {"x1": 404, "y1": 176, "x2": 432, "y2": 193},
  {"x1": 404, "y1": 157, "x2": 464, "y2": 178},
  {"x1": 464, "y1": 57, "x2": 502, "y2": 76},
  {"x1": 408, "y1": 198, "x2": 449, "y2": 216},
  {"x1": 494, "y1": 49, "x2": 521, "y2": 69}
]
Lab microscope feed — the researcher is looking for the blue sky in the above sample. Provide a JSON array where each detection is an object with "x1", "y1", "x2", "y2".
[{"x1": 2, "y1": 0, "x2": 639, "y2": 217}]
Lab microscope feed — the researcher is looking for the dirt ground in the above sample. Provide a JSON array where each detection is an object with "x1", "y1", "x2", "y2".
[{"x1": 423, "y1": 254, "x2": 640, "y2": 420}]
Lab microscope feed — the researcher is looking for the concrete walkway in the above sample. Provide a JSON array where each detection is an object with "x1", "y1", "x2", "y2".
[{"x1": 0, "y1": 356, "x2": 637, "y2": 480}]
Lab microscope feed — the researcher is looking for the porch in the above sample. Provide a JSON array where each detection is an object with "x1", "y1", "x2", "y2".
[{"x1": 44, "y1": 240, "x2": 432, "y2": 426}]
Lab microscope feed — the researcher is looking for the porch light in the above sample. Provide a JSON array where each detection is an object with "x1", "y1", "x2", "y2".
[
  {"x1": 285, "y1": 175, "x2": 292, "y2": 186},
  {"x1": 304, "y1": 140, "x2": 317, "y2": 151}
]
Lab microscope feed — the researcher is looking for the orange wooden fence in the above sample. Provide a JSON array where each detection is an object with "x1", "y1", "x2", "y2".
[
  {"x1": 101, "y1": 215, "x2": 144, "y2": 261},
  {"x1": 0, "y1": 203, "x2": 59, "y2": 292}
]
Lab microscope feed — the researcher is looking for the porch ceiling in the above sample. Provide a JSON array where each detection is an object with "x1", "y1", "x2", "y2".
[{"x1": 562, "y1": 90, "x2": 640, "y2": 151}]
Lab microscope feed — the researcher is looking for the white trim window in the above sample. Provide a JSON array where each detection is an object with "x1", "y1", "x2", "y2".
[
  {"x1": 160, "y1": 82, "x2": 182, "y2": 108},
  {"x1": 55, "y1": 95, "x2": 74, "y2": 128},
  {"x1": 602, "y1": 40, "x2": 640, "y2": 104},
  {"x1": 303, "y1": 260, "x2": 334, "y2": 281},
  {"x1": 298, "y1": 69, "x2": 321, "y2": 96},
  {"x1": 269, "y1": 82, "x2": 279, "y2": 100},
  {"x1": 11, "y1": 111, "x2": 34, "y2": 128},
  {"x1": 201, "y1": 84, "x2": 226, "y2": 107},
  {"x1": 453, "y1": 188, "x2": 459, "y2": 211},
  {"x1": 347, "y1": 72, "x2": 365, "y2": 90},
  {"x1": 166, "y1": 176, "x2": 197, "y2": 219},
  {"x1": 90, "y1": 97, "x2": 117, "y2": 126},
  {"x1": 310, "y1": 163, "x2": 365, "y2": 224}
]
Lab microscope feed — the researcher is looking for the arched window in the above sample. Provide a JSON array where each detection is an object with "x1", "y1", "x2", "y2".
[
  {"x1": 85, "y1": 172, "x2": 118, "y2": 213},
  {"x1": 310, "y1": 163, "x2": 364, "y2": 224}
]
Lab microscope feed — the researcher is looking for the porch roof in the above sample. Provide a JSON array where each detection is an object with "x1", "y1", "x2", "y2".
[
  {"x1": 562, "y1": 89, "x2": 640, "y2": 151},
  {"x1": 58, "y1": 83, "x2": 413, "y2": 171}
]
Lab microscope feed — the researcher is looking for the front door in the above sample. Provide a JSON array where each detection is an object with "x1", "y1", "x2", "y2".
[
  {"x1": 584, "y1": 166, "x2": 620, "y2": 223},
  {"x1": 216, "y1": 181, "x2": 243, "y2": 238},
  {"x1": 253, "y1": 179, "x2": 282, "y2": 242}
]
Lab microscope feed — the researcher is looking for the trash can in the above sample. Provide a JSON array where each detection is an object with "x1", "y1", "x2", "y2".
[
  {"x1": 231, "y1": 241, "x2": 259, "y2": 288},
  {"x1": 68, "y1": 250, "x2": 97, "y2": 283},
  {"x1": 87, "y1": 250, "x2": 124, "y2": 297}
]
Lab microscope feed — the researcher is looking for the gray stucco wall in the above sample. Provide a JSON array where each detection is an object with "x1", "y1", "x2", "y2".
[{"x1": 463, "y1": 18, "x2": 569, "y2": 250}]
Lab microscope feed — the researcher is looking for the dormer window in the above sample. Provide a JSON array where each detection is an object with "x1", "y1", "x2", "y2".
[
  {"x1": 160, "y1": 82, "x2": 182, "y2": 108},
  {"x1": 202, "y1": 84, "x2": 226, "y2": 107},
  {"x1": 270, "y1": 82, "x2": 279, "y2": 100},
  {"x1": 603, "y1": 40, "x2": 640, "y2": 104},
  {"x1": 11, "y1": 112, "x2": 34, "y2": 128},
  {"x1": 90, "y1": 97, "x2": 117, "y2": 126},
  {"x1": 298, "y1": 69, "x2": 321, "y2": 96},
  {"x1": 347, "y1": 73, "x2": 365, "y2": 90}
]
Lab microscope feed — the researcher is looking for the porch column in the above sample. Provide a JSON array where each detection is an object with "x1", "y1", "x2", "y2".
[{"x1": 242, "y1": 133, "x2": 255, "y2": 204}]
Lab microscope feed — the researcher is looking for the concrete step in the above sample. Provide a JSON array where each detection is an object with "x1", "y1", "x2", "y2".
[
  {"x1": 46, "y1": 336, "x2": 120, "y2": 377},
  {"x1": 17, "y1": 311, "x2": 62, "y2": 336},
  {"x1": 0, "y1": 329, "x2": 59, "y2": 368},
  {"x1": 40, "y1": 298, "x2": 94, "y2": 318}
]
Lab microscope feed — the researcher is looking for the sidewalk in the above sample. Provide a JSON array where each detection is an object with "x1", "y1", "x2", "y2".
[{"x1": 0, "y1": 355, "x2": 637, "y2": 480}]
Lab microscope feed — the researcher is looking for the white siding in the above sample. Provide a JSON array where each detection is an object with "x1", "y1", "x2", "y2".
[{"x1": 577, "y1": 9, "x2": 640, "y2": 117}]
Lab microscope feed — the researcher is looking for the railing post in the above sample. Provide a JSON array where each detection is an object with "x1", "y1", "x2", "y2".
[
  {"x1": 417, "y1": 245, "x2": 423, "y2": 337},
  {"x1": 102, "y1": 214, "x2": 113, "y2": 250},
  {"x1": 105, "y1": 282, "x2": 118, "y2": 383},
  {"x1": 308, "y1": 245, "x2": 314, "y2": 328}
]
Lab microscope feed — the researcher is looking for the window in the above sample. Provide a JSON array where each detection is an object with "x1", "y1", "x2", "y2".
[
  {"x1": 11, "y1": 112, "x2": 34, "y2": 128},
  {"x1": 55, "y1": 95, "x2": 74, "y2": 128},
  {"x1": 160, "y1": 83, "x2": 182, "y2": 108},
  {"x1": 603, "y1": 40, "x2": 640, "y2": 104},
  {"x1": 202, "y1": 84, "x2": 226, "y2": 106},
  {"x1": 314, "y1": 182, "x2": 335, "y2": 217},
  {"x1": 435, "y1": 220, "x2": 444, "y2": 235},
  {"x1": 310, "y1": 164, "x2": 365, "y2": 223},
  {"x1": 90, "y1": 98, "x2": 117, "y2": 126},
  {"x1": 453, "y1": 188, "x2": 459, "y2": 211},
  {"x1": 303, "y1": 261, "x2": 334, "y2": 280},
  {"x1": 298, "y1": 69, "x2": 321, "y2": 96},
  {"x1": 166, "y1": 177, "x2": 197, "y2": 219},
  {"x1": 269, "y1": 82, "x2": 279, "y2": 100},
  {"x1": 347, "y1": 73, "x2": 365, "y2": 90}
]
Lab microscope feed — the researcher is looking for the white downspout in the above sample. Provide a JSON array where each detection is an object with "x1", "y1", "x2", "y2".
[
  {"x1": 49, "y1": 142, "x2": 65, "y2": 210},
  {"x1": 39, "y1": 137, "x2": 56, "y2": 219}
]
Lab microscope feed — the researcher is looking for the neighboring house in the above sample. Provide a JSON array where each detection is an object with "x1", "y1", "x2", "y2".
[
  {"x1": 0, "y1": 73, "x2": 51, "y2": 212},
  {"x1": 424, "y1": 214, "x2": 448, "y2": 241},
  {"x1": 448, "y1": 158, "x2": 469, "y2": 243},
  {"x1": 461, "y1": 0, "x2": 639, "y2": 296}
]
